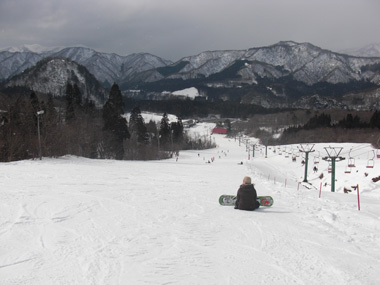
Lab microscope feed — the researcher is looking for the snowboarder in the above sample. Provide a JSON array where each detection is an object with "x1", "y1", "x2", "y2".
[{"x1": 234, "y1": 176, "x2": 260, "y2": 211}]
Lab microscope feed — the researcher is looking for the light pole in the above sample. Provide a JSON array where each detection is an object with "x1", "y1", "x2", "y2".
[{"x1": 36, "y1": 110, "x2": 44, "y2": 160}]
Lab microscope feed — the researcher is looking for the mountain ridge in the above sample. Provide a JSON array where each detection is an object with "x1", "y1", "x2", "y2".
[
  {"x1": 2, "y1": 57, "x2": 107, "y2": 106},
  {"x1": 2, "y1": 41, "x2": 380, "y2": 86},
  {"x1": 1, "y1": 41, "x2": 380, "y2": 110},
  {"x1": 150, "y1": 41, "x2": 380, "y2": 86},
  {"x1": 0, "y1": 46, "x2": 172, "y2": 86},
  {"x1": 339, "y1": 43, "x2": 380, "y2": 58}
]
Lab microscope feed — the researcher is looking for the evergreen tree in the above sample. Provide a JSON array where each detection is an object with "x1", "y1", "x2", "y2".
[
  {"x1": 46, "y1": 95, "x2": 57, "y2": 122},
  {"x1": 30, "y1": 92, "x2": 40, "y2": 113},
  {"x1": 29, "y1": 92, "x2": 40, "y2": 131},
  {"x1": 83, "y1": 98, "x2": 96, "y2": 117},
  {"x1": 171, "y1": 117, "x2": 184, "y2": 144},
  {"x1": 102, "y1": 83, "x2": 130, "y2": 159},
  {"x1": 146, "y1": 119, "x2": 158, "y2": 146},
  {"x1": 65, "y1": 83, "x2": 75, "y2": 122},
  {"x1": 129, "y1": 106, "x2": 148, "y2": 144},
  {"x1": 339, "y1": 113, "x2": 362, "y2": 129},
  {"x1": 103, "y1": 84, "x2": 125, "y2": 130},
  {"x1": 370, "y1": 110, "x2": 380, "y2": 129},
  {"x1": 106, "y1": 83, "x2": 124, "y2": 115},
  {"x1": 159, "y1": 112, "x2": 171, "y2": 149},
  {"x1": 43, "y1": 95, "x2": 62, "y2": 157},
  {"x1": 224, "y1": 119, "x2": 232, "y2": 133},
  {"x1": 6, "y1": 97, "x2": 35, "y2": 160},
  {"x1": 304, "y1": 113, "x2": 331, "y2": 129}
]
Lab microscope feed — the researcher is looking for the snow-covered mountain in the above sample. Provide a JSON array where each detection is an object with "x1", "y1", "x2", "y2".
[
  {"x1": 2, "y1": 41, "x2": 380, "y2": 110},
  {"x1": 340, "y1": 43, "x2": 380, "y2": 58},
  {"x1": 53, "y1": 47, "x2": 172, "y2": 86},
  {"x1": 0, "y1": 51, "x2": 44, "y2": 82},
  {"x1": 143, "y1": 41, "x2": 380, "y2": 86},
  {"x1": 3, "y1": 57, "x2": 107, "y2": 106},
  {"x1": 2, "y1": 41, "x2": 380, "y2": 87},
  {"x1": 0, "y1": 45, "x2": 66, "y2": 81},
  {"x1": 0, "y1": 46, "x2": 172, "y2": 85},
  {"x1": 0, "y1": 44, "x2": 64, "y2": 54}
]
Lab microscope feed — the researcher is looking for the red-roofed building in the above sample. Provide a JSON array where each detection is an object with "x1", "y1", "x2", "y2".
[{"x1": 212, "y1": 128, "x2": 227, "y2": 134}]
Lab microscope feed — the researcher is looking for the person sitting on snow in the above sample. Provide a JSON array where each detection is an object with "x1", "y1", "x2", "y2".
[{"x1": 234, "y1": 176, "x2": 260, "y2": 211}]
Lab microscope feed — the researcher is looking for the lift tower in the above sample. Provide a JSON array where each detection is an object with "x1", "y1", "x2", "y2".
[
  {"x1": 322, "y1": 147, "x2": 345, "y2": 192},
  {"x1": 299, "y1": 144, "x2": 315, "y2": 183}
]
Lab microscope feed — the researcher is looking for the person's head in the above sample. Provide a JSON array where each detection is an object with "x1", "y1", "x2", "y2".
[{"x1": 243, "y1": 176, "x2": 251, "y2": 185}]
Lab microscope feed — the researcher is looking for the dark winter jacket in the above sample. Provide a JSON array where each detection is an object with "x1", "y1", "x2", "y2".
[{"x1": 235, "y1": 184, "x2": 258, "y2": 211}]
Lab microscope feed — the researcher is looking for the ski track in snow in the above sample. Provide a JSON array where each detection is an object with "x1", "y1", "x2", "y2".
[{"x1": 0, "y1": 124, "x2": 380, "y2": 284}]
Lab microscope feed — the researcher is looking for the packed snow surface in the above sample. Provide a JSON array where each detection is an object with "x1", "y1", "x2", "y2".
[
  {"x1": 172, "y1": 87, "x2": 199, "y2": 99},
  {"x1": 124, "y1": 112, "x2": 178, "y2": 124},
  {"x1": 0, "y1": 122, "x2": 379, "y2": 284}
]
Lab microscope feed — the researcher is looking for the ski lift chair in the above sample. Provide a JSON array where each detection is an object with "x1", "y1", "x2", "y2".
[
  {"x1": 348, "y1": 157, "x2": 356, "y2": 167},
  {"x1": 366, "y1": 159, "x2": 374, "y2": 168},
  {"x1": 366, "y1": 150, "x2": 375, "y2": 168},
  {"x1": 345, "y1": 166, "x2": 351, "y2": 174}
]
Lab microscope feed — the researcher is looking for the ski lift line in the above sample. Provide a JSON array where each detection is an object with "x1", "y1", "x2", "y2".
[
  {"x1": 346, "y1": 150, "x2": 377, "y2": 159},
  {"x1": 338, "y1": 147, "x2": 377, "y2": 160},
  {"x1": 309, "y1": 150, "x2": 321, "y2": 157},
  {"x1": 327, "y1": 144, "x2": 370, "y2": 155},
  {"x1": 340, "y1": 150, "x2": 368, "y2": 158},
  {"x1": 340, "y1": 145, "x2": 374, "y2": 156},
  {"x1": 343, "y1": 145, "x2": 368, "y2": 152},
  {"x1": 308, "y1": 149, "x2": 372, "y2": 162},
  {"x1": 281, "y1": 144, "x2": 374, "y2": 160}
]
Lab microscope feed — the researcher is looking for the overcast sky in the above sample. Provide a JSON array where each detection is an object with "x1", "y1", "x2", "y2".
[{"x1": 1, "y1": 0, "x2": 379, "y2": 61}]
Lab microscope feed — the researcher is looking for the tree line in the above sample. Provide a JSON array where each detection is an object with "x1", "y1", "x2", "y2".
[
  {"x1": 275, "y1": 112, "x2": 380, "y2": 145},
  {"x1": 0, "y1": 83, "x2": 214, "y2": 162}
]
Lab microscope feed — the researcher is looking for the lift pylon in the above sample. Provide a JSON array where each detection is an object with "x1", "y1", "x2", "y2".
[{"x1": 322, "y1": 147, "x2": 345, "y2": 192}]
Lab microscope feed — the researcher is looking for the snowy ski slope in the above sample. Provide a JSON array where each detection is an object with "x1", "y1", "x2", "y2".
[{"x1": 0, "y1": 122, "x2": 379, "y2": 284}]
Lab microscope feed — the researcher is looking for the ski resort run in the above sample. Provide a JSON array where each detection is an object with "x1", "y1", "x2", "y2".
[{"x1": 0, "y1": 121, "x2": 379, "y2": 284}]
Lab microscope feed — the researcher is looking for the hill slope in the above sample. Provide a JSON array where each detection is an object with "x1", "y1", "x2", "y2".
[
  {"x1": 0, "y1": 122, "x2": 379, "y2": 284},
  {"x1": 3, "y1": 57, "x2": 107, "y2": 105}
]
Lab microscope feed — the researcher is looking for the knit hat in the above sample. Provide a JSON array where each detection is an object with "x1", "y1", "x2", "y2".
[{"x1": 243, "y1": 176, "x2": 251, "y2": 184}]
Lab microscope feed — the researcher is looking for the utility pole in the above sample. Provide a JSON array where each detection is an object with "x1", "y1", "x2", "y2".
[
  {"x1": 322, "y1": 147, "x2": 345, "y2": 192},
  {"x1": 156, "y1": 127, "x2": 160, "y2": 160},
  {"x1": 299, "y1": 144, "x2": 315, "y2": 182},
  {"x1": 36, "y1": 110, "x2": 44, "y2": 160},
  {"x1": 265, "y1": 138, "x2": 269, "y2": 158}
]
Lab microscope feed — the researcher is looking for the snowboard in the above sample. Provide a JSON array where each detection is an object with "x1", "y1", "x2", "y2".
[{"x1": 219, "y1": 195, "x2": 274, "y2": 207}]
